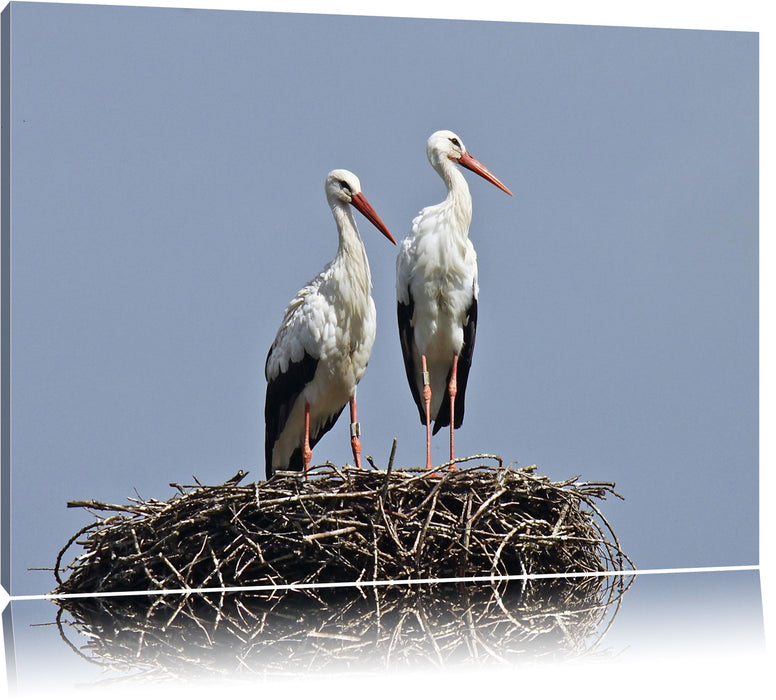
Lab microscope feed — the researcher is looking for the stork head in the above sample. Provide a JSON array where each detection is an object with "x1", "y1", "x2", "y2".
[
  {"x1": 426, "y1": 130, "x2": 513, "y2": 196},
  {"x1": 326, "y1": 169, "x2": 396, "y2": 244}
]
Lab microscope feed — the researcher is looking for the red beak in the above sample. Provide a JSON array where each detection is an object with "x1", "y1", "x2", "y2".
[
  {"x1": 458, "y1": 151, "x2": 513, "y2": 196},
  {"x1": 350, "y1": 192, "x2": 397, "y2": 245}
]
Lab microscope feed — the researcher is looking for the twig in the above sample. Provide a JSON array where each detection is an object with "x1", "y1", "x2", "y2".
[{"x1": 55, "y1": 458, "x2": 631, "y2": 594}]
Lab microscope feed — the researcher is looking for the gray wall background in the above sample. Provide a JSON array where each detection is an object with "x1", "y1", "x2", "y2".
[{"x1": 4, "y1": 2, "x2": 758, "y2": 594}]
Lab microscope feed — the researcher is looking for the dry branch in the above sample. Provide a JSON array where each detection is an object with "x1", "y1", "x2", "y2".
[{"x1": 55, "y1": 457, "x2": 632, "y2": 594}]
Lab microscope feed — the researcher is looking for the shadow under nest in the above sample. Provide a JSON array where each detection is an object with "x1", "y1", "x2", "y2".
[{"x1": 55, "y1": 454, "x2": 632, "y2": 594}]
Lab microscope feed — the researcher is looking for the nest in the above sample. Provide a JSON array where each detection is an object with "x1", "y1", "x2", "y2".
[
  {"x1": 55, "y1": 454, "x2": 631, "y2": 594},
  {"x1": 55, "y1": 576, "x2": 634, "y2": 681}
]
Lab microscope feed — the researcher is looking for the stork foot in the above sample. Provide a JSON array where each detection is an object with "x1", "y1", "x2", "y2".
[
  {"x1": 448, "y1": 355, "x2": 458, "y2": 468},
  {"x1": 302, "y1": 445, "x2": 312, "y2": 479},
  {"x1": 421, "y1": 355, "x2": 433, "y2": 470},
  {"x1": 350, "y1": 422, "x2": 362, "y2": 469},
  {"x1": 347, "y1": 397, "x2": 364, "y2": 469},
  {"x1": 303, "y1": 401, "x2": 312, "y2": 479}
]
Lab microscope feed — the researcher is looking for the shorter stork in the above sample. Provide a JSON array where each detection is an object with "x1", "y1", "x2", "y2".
[{"x1": 265, "y1": 170, "x2": 396, "y2": 478}]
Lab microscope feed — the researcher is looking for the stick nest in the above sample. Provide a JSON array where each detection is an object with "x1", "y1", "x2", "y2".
[{"x1": 55, "y1": 455, "x2": 632, "y2": 594}]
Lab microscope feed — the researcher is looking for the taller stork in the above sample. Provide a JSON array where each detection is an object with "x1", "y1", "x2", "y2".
[
  {"x1": 396, "y1": 130, "x2": 512, "y2": 469},
  {"x1": 265, "y1": 169, "x2": 396, "y2": 478}
]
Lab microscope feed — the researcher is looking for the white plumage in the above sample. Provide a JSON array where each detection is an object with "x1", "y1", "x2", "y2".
[
  {"x1": 396, "y1": 130, "x2": 512, "y2": 468},
  {"x1": 265, "y1": 169, "x2": 395, "y2": 477}
]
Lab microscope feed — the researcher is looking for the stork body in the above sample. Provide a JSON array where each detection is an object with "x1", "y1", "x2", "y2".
[
  {"x1": 396, "y1": 131, "x2": 512, "y2": 468},
  {"x1": 265, "y1": 170, "x2": 395, "y2": 478}
]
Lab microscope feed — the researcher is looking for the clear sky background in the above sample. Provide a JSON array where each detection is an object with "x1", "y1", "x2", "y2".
[{"x1": 4, "y1": 1, "x2": 758, "y2": 594}]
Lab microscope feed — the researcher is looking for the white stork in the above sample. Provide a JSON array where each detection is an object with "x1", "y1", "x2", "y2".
[
  {"x1": 265, "y1": 169, "x2": 396, "y2": 478},
  {"x1": 396, "y1": 130, "x2": 512, "y2": 469}
]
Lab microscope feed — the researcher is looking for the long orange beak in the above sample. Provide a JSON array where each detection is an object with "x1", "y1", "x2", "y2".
[
  {"x1": 350, "y1": 192, "x2": 397, "y2": 245},
  {"x1": 458, "y1": 151, "x2": 513, "y2": 196}
]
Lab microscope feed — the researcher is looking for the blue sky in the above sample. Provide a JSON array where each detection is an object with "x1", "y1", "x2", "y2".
[{"x1": 4, "y1": 1, "x2": 759, "y2": 594}]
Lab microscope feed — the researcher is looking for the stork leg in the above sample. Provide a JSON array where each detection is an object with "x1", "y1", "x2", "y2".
[
  {"x1": 421, "y1": 355, "x2": 433, "y2": 469},
  {"x1": 448, "y1": 355, "x2": 458, "y2": 468},
  {"x1": 349, "y1": 396, "x2": 362, "y2": 469},
  {"x1": 302, "y1": 401, "x2": 312, "y2": 479}
]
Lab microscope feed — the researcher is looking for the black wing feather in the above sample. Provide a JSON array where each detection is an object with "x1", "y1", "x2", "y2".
[
  {"x1": 264, "y1": 350, "x2": 318, "y2": 477},
  {"x1": 398, "y1": 295, "x2": 427, "y2": 425},
  {"x1": 433, "y1": 298, "x2": 477, "y2": 435}
]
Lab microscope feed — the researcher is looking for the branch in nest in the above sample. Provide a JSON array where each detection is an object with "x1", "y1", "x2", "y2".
[{"x1": 54, "y1": 457, "x2": 633, "y2": 595}]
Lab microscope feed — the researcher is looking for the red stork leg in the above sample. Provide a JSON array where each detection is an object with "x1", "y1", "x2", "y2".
[
  {"x1": 302, "y1": 401, "x2": 312, "y2": 479},
  {"x1": 421, "y1": 355, "x2": 433, "y2": 469},
  {"x1": 448, "y1": 355, "x2": 458, "y2": 469},
  {"x1": 349, "y1": 396, "x2": 362, "y2": 469}
]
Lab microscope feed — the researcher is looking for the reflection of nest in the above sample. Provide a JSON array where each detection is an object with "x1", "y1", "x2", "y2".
[
  {"x1": 55, "y1": 576, "x2": 633, "y2": 679},
  {"x1": 56, "y1": 456, "x2": 632, "y2": 593}
]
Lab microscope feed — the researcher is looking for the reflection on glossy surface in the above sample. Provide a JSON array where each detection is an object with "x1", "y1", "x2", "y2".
[
  {"x1": 4, "y1": 570, "x2": 767, "y2": 697},
  {"x1": 54, "y1": 575, "x2": 631, "y2": 680}
]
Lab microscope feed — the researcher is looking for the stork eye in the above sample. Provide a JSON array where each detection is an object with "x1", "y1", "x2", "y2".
[
  {"x1": 339, "y1": 180, "x2": 352, "y2": 193},
  {"x1": 449, "y1": 137, "x2": 461, "y2": 148}
]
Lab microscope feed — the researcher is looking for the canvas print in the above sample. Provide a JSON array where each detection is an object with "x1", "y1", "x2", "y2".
[{"x1": 0, "y1": 1, "x2": 763, "y2": 693}]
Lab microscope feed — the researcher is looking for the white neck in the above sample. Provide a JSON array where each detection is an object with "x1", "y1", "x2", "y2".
[
  {"x1": 432, "y1": 156, "x2": 473, "y2": 238},
  {"x1": 330, "y1": 200, "x2": 372, "y2": 299}
]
